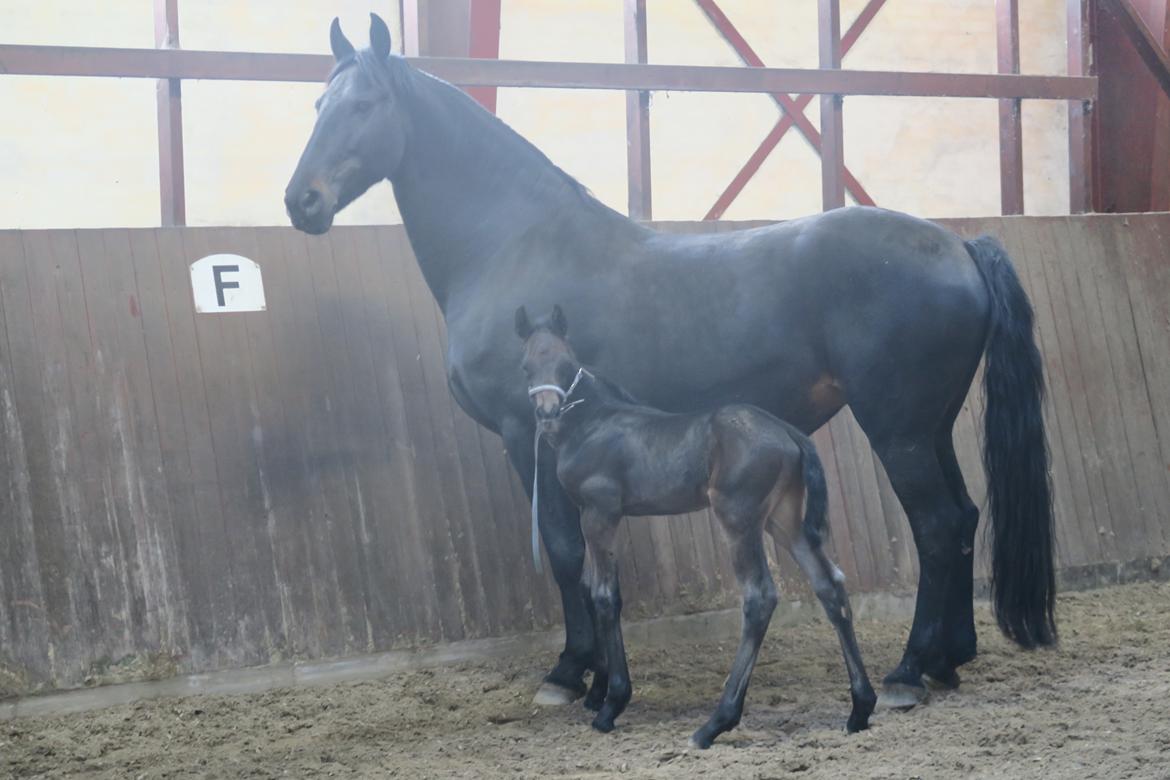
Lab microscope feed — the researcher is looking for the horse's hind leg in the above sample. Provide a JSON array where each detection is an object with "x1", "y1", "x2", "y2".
[
  {"x1": 690, "y1": 505, "x2": 777, "y2": 750},
  {"x1": 789, "y1": 534, "x2": 877, "y2": 732},
  {"x1": 933, "y1": 428, "x2": 980, "y2": 687},
  {"x1": 580, "y1": 507, "x2": 631, "y2": 733}
]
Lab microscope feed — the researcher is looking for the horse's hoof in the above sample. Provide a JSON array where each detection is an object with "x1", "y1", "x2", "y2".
[
  {"x1": 877, "y1": 682, "x2": 928, "y2": 710},
  {"x1": 923, "y1": 668, "x2": 960, "y2": 691},
  {"x1": 533, "y1": 681, "x2": 583, "y2": 706},
  {"x1": 846, "y1": 712, "x2": 871, "y2": 733}
]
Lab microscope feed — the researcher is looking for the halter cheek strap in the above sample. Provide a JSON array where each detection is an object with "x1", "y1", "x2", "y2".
[{"x1": 527, "y1": 367, "x2": 591, "y2": 573}]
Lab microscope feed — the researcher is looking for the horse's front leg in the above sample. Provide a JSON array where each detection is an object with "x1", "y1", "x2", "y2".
[{"x1": 501, "y1": 419, "x2": 597, "y2": 705}]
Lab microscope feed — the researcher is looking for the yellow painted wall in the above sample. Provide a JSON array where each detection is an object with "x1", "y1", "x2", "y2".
[{"x1": 1, "y1": 1, "x2": 1068, "y2": 228}]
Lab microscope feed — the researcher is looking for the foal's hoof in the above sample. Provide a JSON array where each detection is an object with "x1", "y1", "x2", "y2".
[
  {"x1": 583, "y1": 683, "x2": 607, "y2": 712},
  {"x1": 923, "y1": 667, "x2": 961, "y2": 691},
  {"x1": 877, "y1": 682, "x2": 928, "y2": 710},
  {"x1": 591, "y1": 714, "x2": 616, "y2": 733},
  {"x1": 688, "y1": 729, "x2": 716, "y2": 750},
  {"x1": 533, "y1": 680, "x2": 584, "y2": 707}
]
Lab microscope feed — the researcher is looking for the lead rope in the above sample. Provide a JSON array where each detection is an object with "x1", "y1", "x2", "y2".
[{"x1": 531, "y1": 428, "x2": 544, "y2": 575}]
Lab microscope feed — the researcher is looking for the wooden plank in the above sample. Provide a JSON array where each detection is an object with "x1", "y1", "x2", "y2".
[
  {"x1": 329, "y1": 226, "x2": 432, "y2": 643},
  {"x1": 1067, "y1": 0, "x2": 1098, "y2": 213},
  {"x1": 19, "y1": 231, "x2": 94, "y2": 682},
  {"x1": 1050, "y1": 217, "x2": 1137, "y2": 558},
  {"x1": 126, "y1": 229, "x2": 211, "y2": 655},
  {"x1": 425, "y1": 300, "x2": 523, "y2": 634},
  {"x1": 180, "y1": 228, "x2": 284, "y2": 666},
  {"x1": 1028, "y1": 219, "x2": 1116, "y2": 563},
  {"x1": 997, "y1": 218, "x2": 1096, "y2": 568},
  {"x1": 152, "y1": 228, "x2": 238, "y2": 666},
  {"x1": 272, "y1": 228, "x2": 377, "y2": 651},
  {"x1": 624, "y1": 0, "x2": 652, "y2": 220},
  {"x1": 295, "y1": 231, "x2": 380, "y2": 650},
  {"x1": 1115, "y1": 215, "x2": 1170, "y2": 557},
  {"x1": 0, "y1": 232, "x2": 51, "y2": 685},
  {"x1": 224, "y1": 227, "x2": 333, "y2": 656},
  {"x1": 1086, "y1": 217, "x2": 1170, "y2": 553},
  {"x1": 818, "y1": 0, "x2": 846, "y2": 210},
  {"x1": 1003, "y1": 219, "x2": 1090, "y2": 568},
  {"x1": 76, "y1": 228, "x2": 184, "y2": 657},
  {"x1": 374, "y1": 228, "x2": 467, "y2": 641}
]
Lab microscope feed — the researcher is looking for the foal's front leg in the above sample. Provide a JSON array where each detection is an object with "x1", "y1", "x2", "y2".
[{"x1": 581, "y1": 507, "x2": 629, "y2": 733}]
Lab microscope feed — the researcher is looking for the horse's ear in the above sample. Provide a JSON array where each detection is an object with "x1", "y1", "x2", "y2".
[
  {"x1": 550, "y1": 305, "x2": 568, "y2": 338},
  {"x1": 330, "y1": 18, "x2": 355, "y2": 61},
  {"x1": 515, "y1": 306, "x2": 533, "y2": 339},
  {"x1": 370, "y1": 13, "x2": 393, "y2": 59}
]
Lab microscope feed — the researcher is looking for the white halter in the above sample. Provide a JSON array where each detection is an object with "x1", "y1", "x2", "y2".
[{"x1": 528, "y1": 367, "x2": 592, "y2": 573}]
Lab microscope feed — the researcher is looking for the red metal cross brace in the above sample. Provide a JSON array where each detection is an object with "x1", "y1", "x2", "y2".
[{"x1": 694, "y1": 0, "x2": 886, "y2": 219}]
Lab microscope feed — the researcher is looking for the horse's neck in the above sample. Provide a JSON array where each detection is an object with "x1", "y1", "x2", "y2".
[{"x1": 390, "y1": 72, "x2": 630, "y2": 311}]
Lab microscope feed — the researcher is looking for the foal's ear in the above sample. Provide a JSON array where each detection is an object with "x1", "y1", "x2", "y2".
[
  {"x1": 370, "y1": 13, "x2": 393, "y2": 59},
  {"x1": 330, "y1": 18, "x2": 355, "y2": 61},
  {"x1": 550, "y1": 305, "x2": 568, "y2": 338},
  {"x1": 515, "y1": 306, "x2": 533, "y2": 340}
]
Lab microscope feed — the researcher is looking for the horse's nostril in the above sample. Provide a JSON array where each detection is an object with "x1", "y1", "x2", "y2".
[{"x1": 300, "y1": 189, "x2": 322, "y2": 214}]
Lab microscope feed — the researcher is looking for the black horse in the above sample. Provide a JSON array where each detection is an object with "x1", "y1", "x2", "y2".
[
  {"x1": 285, "y1": 15, "x2": 1056, "y2": 709},
  {"x1": 518, "y1": 305, "x2": 875, "y2": 746}
]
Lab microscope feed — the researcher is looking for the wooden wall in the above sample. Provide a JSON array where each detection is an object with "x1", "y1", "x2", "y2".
[{"x1": 1, "y1": 215, "x2": 1168, "y2": 694}]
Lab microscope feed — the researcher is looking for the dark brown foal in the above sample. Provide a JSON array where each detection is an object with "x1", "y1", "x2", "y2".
[{"x1": 517, "y1": 305, "x2": 876, "y2": 748}]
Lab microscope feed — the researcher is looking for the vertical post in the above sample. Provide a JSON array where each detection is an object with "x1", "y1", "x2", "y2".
[
  {"x1": 624, "y1": 0, "x2": 652, "y2": 220},
  {"x1": 818, "y1": 0, "x2": 846, "y2": 210},
  {"x1": 402, "y1": 0, "x2": 425, "y2": 57},
  {"x1": 154, "y1": 0, "x2": 185, "y2": 226},
  {"x1": 1067, "y1": 0, "x2": 1097, "y2": 213},
  {"x1": 997, "y1": 0, "x2": 1024, "y2": 214},
  {"x1": 467, "y1": 0, "x2": 502, "y2": 113}
]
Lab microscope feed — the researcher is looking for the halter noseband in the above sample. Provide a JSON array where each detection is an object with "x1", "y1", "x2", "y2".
[{"x1": 527, "y1": 367, "x2": 591, "y2": 416}]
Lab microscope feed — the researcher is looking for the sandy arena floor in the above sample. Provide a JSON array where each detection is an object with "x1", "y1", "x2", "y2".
[{"x1": 3, "y1": 581, "x2": 1169, "y2": 779}]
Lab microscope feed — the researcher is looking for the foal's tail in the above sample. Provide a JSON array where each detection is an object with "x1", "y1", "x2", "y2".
[
  {"x1": 793, "y1": 431, "x2": 829, "y2": 549},
  {"x1": 965, "y1": 235, "x2": 1057, "y2": 649}
]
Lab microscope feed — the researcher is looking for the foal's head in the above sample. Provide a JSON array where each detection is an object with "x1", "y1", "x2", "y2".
[{"x1": 515, "y1": 305, "x2": 579, "y2": 434}]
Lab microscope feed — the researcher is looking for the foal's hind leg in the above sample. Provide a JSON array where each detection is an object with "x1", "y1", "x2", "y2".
[
  {"x1": 690, "y1": 505, "x2": 777, "y2": 750},
  {"x1": 789, "y1": 535, "x2": 877, "y2": 732}
]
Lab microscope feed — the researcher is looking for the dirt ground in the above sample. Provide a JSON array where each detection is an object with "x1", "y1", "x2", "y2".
[{"x1": 3, "y1": 582, "x2": 1168, "y2": 779}]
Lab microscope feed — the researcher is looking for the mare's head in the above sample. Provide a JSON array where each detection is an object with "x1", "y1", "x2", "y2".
[
  {"x1": 515, "y1": 305, "x2": 579, "y2": 434},
  {"x1": 285, "y1": 14, "x2": 410, "y2": 234}
]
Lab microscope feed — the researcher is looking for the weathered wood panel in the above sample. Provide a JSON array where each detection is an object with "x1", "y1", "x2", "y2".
[{"x1": 1, "y1": 214, "x2": 1168, "y2": 694}]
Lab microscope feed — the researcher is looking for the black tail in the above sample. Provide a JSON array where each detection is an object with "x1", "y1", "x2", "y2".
[
  {"x1": 965, "y1": 235, "x2": 1057, "y2": 649},
  {"x1": 794, "y1": 431, "x2": 829, "y2": 549}
]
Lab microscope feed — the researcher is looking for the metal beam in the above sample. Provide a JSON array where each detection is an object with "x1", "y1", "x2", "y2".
[
  {"x1": 997, "y1": 0, "x2": 1024, "y2": 215},
  {"x1": 153, "y1": 0, "x2": 185, "y2": 226},
  {"x1": 693, "y1": 0, "x2": 874, "y2": 211},
  {"x1": 703, "y1": 0, "x2": 887, "y2": 220},
  {"x1": 1104, "y1": 0, "x2": 1170, "y2": 101},
  {"x1": 819, "y1": 0, "x2": 845, "y2": 210},
  {"x1": 0, "y1": 45, "x2": 1098, "y2": 100},
  {"x1": 1067, "y1": 0, "x2": 1098, "y2": 213},
  {"x1": 624, "y1": 0, "x2": 652, "y2": 220}
]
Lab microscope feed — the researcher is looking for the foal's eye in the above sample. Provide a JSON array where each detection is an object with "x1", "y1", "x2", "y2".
[{"x1": 352, "y1": 100, "x2": 374, "y2": 115}]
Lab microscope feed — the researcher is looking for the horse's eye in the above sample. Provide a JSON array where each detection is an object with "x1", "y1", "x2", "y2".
[{"x1": 353, "y1": 100, "x2": 374, "y2": 115}]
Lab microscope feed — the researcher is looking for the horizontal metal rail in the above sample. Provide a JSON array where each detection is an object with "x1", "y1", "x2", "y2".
[{"x1": 0, "y1": 44, "x2": 1097, "y2": 100}]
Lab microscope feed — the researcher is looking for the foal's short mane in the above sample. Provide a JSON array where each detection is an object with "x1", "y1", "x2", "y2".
[{"x1": 589, "y1": 371, "x2": 642, "y2": 406}]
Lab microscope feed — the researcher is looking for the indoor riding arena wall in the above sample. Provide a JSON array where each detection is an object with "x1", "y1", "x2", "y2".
[{"x1": 1, "y1": 213, "x2": 1167, "y2": 695}]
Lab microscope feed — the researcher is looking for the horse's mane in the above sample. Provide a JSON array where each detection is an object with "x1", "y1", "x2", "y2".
[{"x1": 334, "y1": 49, "x2": 624, "y2": 221}]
